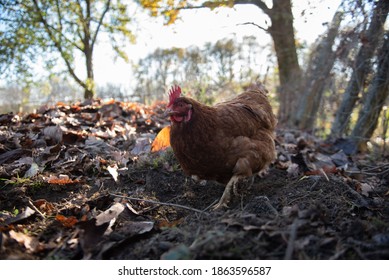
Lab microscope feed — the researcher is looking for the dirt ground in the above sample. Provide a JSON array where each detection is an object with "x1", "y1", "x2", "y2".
[{"x1": 1, "y1": 100, "x2": 389, "y2": 259}]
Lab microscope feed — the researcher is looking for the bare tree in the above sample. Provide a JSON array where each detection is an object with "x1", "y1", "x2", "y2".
[
  {"x1": 331, "y1": 0, "x2": 389, "y2": 137},
  {"x1": 294, "y1": 10, "x2": 343, "y2": 131},
  {"x1": 351, "y1": 31, "x2": 389, "y2": 149},
  {"x1": 0, "y1": 0, "x2": 135, "y2": 99}
]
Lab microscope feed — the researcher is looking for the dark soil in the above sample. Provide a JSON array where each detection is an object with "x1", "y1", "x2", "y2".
[{"x1": 1, "y1": 100, "x2": 389, "y2": 260}]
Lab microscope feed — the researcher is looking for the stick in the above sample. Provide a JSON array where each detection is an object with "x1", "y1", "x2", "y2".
[
  {"x1": 284, "y1": 218, "x2": 299, "y2": 260},
  {"x1": 319, "y1": 168, "x2": 330, "y2": 181},
  {"x1": 109, "y1": 192, "x2": 209, "y2": 216},
  {"x1": 203, "y1": 199, "x2": 219, "y2": 212},
  {"x1": 28, "y1": 199, "x2": 45, "y2": 219}
]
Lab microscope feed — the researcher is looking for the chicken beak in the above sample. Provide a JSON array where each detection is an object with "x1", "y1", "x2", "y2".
[{"x1": 164, "y1": 107, "x2": 174, "y2": 117}]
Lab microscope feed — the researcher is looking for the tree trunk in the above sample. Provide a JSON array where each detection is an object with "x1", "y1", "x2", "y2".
[
  {"x1": 235, "y1": 0, "x2": 302, "y2": 126},
  {"x1": 331, "y1": 0, "x2": 389, "y2": 137},
  {"x1": 83, "y1": 0, "x2": 95, "y2": 100},
  {"x1": 351, "y1": 31, "x2": 389, "y2": 149},
  {"x1": 294, "y1": 11, "x2": 343, "y2": 131},
  {"x1": 84, "y1": 50, "x2": 95, "y2": 100},
  {"x1": 267, "y1": 0, "x2": 302, "y2": 125}
]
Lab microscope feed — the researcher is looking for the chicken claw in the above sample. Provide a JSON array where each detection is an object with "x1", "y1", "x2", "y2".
[
  {"x1": 258, "y1": 166, "x2": 270, "y2": 178},
  {"x1": 212, "y1": 176, "x2": 240, "y2": 210}
]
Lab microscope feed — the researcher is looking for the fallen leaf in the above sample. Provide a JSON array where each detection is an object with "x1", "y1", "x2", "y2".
[
  {"x1": 107, "y1": 165, "x2": 119, "y2": 182},
  {"x1": 34, "y1": 199, "x2": 55, "y2": 215},
  {"x1": 56, "y1": 101, "x2": 67, "y2": 107},
  {"x1": 24, "y1": 162, "x2": 40, "y2": 178},
  {"x1": 360, "y1": 183, "x2": 374, "y2": 197},
  {"x1": 117, "y1": 220, "x2": 154, "y2": 236},
  {"x1": 43, "y1": 125, "x2": 63, "y2": 145},
  {"x1": 157, "y1": 218, "x2": 183, "y2": 229},
  {"x1": 95, "y1": 202, "x2": 125, "y2": 226},
  {"x1": 47, "y1": 174, "x2": 80, "y2": 185},
  {"x1": 330, "y1": 150, "x2": 350, "y2": 167},
  {"x1": 9, "y1": 230, "x2": 43, "y2": 252},
  {"x1": 56, "y1": 214, "x2": 78, "y2": 228},
  {"x1": 131, "y1": 136, "x2": 152, "y2": 155},
  {"x1": 5, "y1": 207, "x2": 35, "y2": 225},
  {"x1": 77, "y1": 218, "x2": 110, "y2": 259},
  {"x1": 151, "y1": 126, "x2": 171, "y2": 153}
]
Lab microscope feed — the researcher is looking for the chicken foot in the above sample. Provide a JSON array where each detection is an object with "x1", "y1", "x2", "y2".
[{"x1": 212, "y1": 175, "x2": 241, "y2": 210}]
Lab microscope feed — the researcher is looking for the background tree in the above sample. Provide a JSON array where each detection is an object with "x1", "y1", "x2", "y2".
[
  {"x1": 331, "y1": 0, "x2": 389, "y2": 137},
  {"x1": 138, "y1": 0, "x2": 302, "y2": 125},
  {"x1": 207, "y1": 38, "x2": 239, "y2": 86},
  {"x1": 133, "y1": 47, "x2": 185, "y2": 103},
  {"x1": 351, "y1": 31, "x2": 389, "y2": 150},
  {"x1": 0, "y1": 0, "x2": 135, "y2": 99},
  {"x1": 294, "y1": 9, "x2": 344, "y2": 131},
  {"x1": 132, "y1": 37, "x2": 264, "y2": 104}
]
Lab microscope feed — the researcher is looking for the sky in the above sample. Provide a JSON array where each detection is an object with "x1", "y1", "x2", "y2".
[{"x1": 92, "y1": 0, "x2": 342, "y2": 87}]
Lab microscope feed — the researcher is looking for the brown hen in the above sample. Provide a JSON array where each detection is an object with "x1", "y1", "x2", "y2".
[{"x1": 166, "y1": 84, "x2": 277, "y2": 210}]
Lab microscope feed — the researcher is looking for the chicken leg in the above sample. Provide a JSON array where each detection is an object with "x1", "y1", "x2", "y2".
[{"x1": 212, "y1": 175, "x2": 241, "y2": 210}]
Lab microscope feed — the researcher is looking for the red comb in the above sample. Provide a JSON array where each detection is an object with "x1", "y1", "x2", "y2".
[{"x1": 168, "y1": 85, "x2": 182, "y2": 106}]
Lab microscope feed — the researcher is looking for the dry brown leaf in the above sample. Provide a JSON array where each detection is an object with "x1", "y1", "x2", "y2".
[
  {"x1": 47, "y1": 174, "x2": 80, "y2": 185},
  {"x1": 33, "y1": 199, "x2": 55, "y2": 215},
  {"x1": 157, "y1": 218, "x2": 184, "y2": 229},
  {"x1": 56, "y1": 214, "x2": 78, "y2": 228},
  {"x1": 105, "y1": 99, "x2": 116, "y2": 105},
  {"x1": 56, "y1": 101, "x2": 67, "y2": 107}
]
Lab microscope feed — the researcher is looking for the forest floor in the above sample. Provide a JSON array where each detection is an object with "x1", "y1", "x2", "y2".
[{"x1": 1, "y1": 99, "x2": 389, "y2": 260}]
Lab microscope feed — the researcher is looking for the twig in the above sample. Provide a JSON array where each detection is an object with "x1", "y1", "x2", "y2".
[
  {"x1": 284, "y1": 218, "x2": 299, "y2": 260},
  {"x1": 237, "y1": 22, "x2": 268, "y2": 32},
  {"x1": 319, "y1": 168, "x2": 330, "y2": 181},
  {"x1": 109, "y1": 192, "x2": 209, "y2": 216},
  {"x1": 125, "y1": 202, "x2": 140, "y2": 215},
  {"x1": 28, "y1": 199, "x2": 45, "y2": 219},
  {"x1": 346, "y1": 165, "x2": 389, "y2": 177},
  {"x1": 362, "y1": 163, "x2": 389, "y2": 173},
  {"x1": 203, "y1": 199, "x2": 219, "y2": 212}
]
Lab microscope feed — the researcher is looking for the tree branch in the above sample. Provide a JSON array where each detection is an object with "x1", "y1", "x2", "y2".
[
  {"x1": 160, "y1": 0, "x2": 271, "y2": 22},
  {"x1": 234, "y1": 0, "x2": 271, "y2": 16},
  {"x1": 237, "y1": 21, "x2": 268, "y2": 32},
  {"x1": 91, "y1": 0, "x2": 111, "y2": 49},
  {"x1": 32, "y1": 0, "x2": 86, "y2": 89}
]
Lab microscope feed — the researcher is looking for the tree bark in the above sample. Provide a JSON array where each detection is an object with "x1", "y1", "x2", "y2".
[
  {"x1": 294, "y1": 11, "x2": 343, "y2": 131},
  {"x1": 83, "y1": 0, "x2": 95, "y2": 99},
  {"x1": 351, "y1": 31, "x2": 389, "y2": 149},
  {"x1": 268, "y1": 0, "x2": 302, "y2": 125},
  {"x1": 331, "y1": 0, "x2": 389, "y2": 137}
]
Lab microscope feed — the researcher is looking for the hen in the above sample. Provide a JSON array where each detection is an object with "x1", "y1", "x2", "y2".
[{"x1": 165, "y1": 84, "x2": 277, "y2": 210}]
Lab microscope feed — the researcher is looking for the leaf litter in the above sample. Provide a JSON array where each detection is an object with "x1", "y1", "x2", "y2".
[{"x1": 0, "y1": 99, "x2": 389, "y2": 259}]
